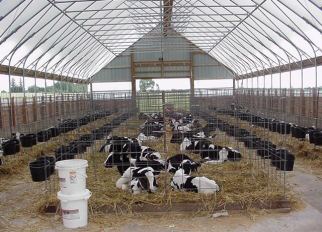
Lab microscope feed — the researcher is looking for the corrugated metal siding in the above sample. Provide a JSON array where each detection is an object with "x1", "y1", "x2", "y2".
[
  {"x1": 91, "y1": 55, "x2": 131, "y2": 82},
  {"x1": 134, "y1": 36, "x2": 190, "y2": 61},
  {"x1": 193, "y1": 53, "x2": 220, "y2": 65},
  {"x1": 193, "y1": 53, "x2": 233, "y2": 80},
  {"x1": 92, "y1": 68, "x2": 131, "y2": 82},
  {"x1": 91, "y1": 32, "x2": 233, "y2": 82},
  {"x1": 194, "y1": 66, "x2": 232, "y2": 80},
  {"x1": 107, "y1": 55, "x2": 130, "y2": 67}
]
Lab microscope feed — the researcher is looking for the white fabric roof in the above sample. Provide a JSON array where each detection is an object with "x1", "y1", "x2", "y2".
[{"x1": 0, "y1": 0, "x2": 321, "y2": 82}]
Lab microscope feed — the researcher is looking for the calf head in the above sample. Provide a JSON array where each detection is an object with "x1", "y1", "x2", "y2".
[
  {"x1": 104, "y1": 152, "x2": 130, "y2": 174},
  {"x1": 179, "y1": 159, "x2": 200, "y2": 175}
]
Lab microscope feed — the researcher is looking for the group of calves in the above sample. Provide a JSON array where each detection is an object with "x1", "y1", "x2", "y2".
[
  {"x1": 100, "y1": 135, "x2": 219, "y2": 195},
  {"x1": 99, "y1": 112, "x2": 244, "y2": 195},
  {"x1": 169, "y1": 112, "x2": 242, "y2": 163}
]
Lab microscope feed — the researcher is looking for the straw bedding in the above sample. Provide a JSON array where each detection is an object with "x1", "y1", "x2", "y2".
[
  {"x1": 216, "y1": 114, "x2": 322, "y2": 176},
  {"x1": 0, "y1": 114, "x2": 118, "y2": 191},
  {"x1": 82, "y1": 116, "x2": 287, "y2": 213},
  {"x1": 12, "y1": 114, "x2": 289, "y2": 216}
]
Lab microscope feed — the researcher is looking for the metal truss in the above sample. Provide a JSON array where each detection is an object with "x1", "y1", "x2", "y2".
[{"x1": 0, "y1": 0, "x2": 321, "y2": 82}]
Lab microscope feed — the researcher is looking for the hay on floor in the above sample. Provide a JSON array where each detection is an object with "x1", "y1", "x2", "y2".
[{"x1": 36, "y1": 115, "x2": 288, "y2": 215}]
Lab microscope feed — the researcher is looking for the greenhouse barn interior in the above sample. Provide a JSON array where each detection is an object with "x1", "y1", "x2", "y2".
[{"x1": 0, "y1": 0, "x2": 322, "y2": 231}]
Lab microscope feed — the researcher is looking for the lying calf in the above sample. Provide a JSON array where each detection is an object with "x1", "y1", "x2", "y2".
[
  {"x1": 99, "y1": 136, "x2": 131, "y2": 153},
  {"x1": 140, "y1": 146, "x2": 162, "y2": 161},
  {"x1": 104, "y1": 152, "x2": 165, "y2": 175},
  {"x1": 180, "y1": 137, "x2": 212, "y2": 152},
  {"x1": 171, "y1": 160, "x2": 219, "y2": 194},
  {"x1": 166, "y1": 154, "x2": 200, "y2": 173},
  {"x1": 116, "y1": 166, "x2": 158, "y2": 194}
]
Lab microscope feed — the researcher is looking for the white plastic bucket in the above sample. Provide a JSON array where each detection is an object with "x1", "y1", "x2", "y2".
[
  {"x1": 58, "y1": 189, "x2": 91, "y2": 229},
  {"x1": 55, "y1": 159, "x2": 88, "y2": 195}
]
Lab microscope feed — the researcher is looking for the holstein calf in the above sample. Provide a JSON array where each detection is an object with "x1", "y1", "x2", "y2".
[
  {"x1": 171, "y1": 160, "x2": 219, "y2": 194},
  {"x1": 99, "y1": 136, "x2": 130, "y2": 153},
  {"x1": 180, "y1": 137, "x2": 212, "y2": 152},
  {"x1": 116, "y1": 166, "x2": 158, "y2": 194},
  {"x1": 166, "y1": 154, "x2": 200, "y2": 173},
  {"x1": 104, "y1": 152, "x2": 165, "y2": 175},
  {"x1": 202, "y1": 147, "x2": 241, "y2": 163}
]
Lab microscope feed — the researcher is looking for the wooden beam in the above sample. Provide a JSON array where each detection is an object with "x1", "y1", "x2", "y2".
[
  {"x1": 135, "y1": 76, "x2": 190, "y2": 80},
  {"x1": 163, "y1": 0, "x2": 174, "y2": 36},
  {"x1": 133, "y1": 60, "x2": 191, "y2": 67},
  {"x1": 0, "y1": 64, "x2": 88, "y2": 84},
  {"x1": 236, "y1": 56, "x2": 322, "y2": 80}
]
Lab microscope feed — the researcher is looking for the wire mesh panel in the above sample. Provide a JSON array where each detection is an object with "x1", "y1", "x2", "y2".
[
  {"x1": 33, "y1": 89, "x2": 291, "y2": 213},
  {"x1": 0, "y1": 89, "x2": 298, "y2": 214}
]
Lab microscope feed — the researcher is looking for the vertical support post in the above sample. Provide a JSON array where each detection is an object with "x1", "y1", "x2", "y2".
[
  {"x1": 11, "y1": 97, "x2": 16, "y2": 130},
  {"x1": 130, "y1": 53, "x2": 137, "y2": 113},
  {"x1": 300, "y1": 89, "x2": 305, "y2": 124},
  {"x1": 313, "y1": 88, "x2": 318, "y2": 122},
  {"x1": 90, "y1": 83, "x2": 94, "y2": 114},
  {"x1": 22, "y1": 97, "x2": 27, "y2": 124},
  {"x1": 162, "y1": 91, "x2": 166, "y2": 153},
  {"x1": 32, "y1": 96, "x2": 37, "y2": 122},
  {"x1": 48, "y1": 95, "x2": 53, "y2": 119},
  {"x1": 190, "y1": 52, "x2": 195, "y2": 97},
  {"x1": 190, "y1": 52, "x2": 195, "y2": 112},
  {"x1": 40, "y1": 95, "x2": 45, "y2": 120},
  {"x1": 0, "y1": 98, "x2": 2, "y2": 130}
]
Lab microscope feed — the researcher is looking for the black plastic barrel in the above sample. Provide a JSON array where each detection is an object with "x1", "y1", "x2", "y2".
[
  {"x1": 37, "y1": 156, "x2": 56, "y2": 175},
  {"x1": 309, "y1": 131, "x2": 322, "y2": 146},
  {"x1": 37, "y1": 130, "x2": 51, "y2": 142},
  {"x1": 271, "y1": 149, "x2": 295, "y2": 171},
  {"x1": 269, "y1": 120, "x2": 279, "y2": 132},
  {"x1": 48, "y1": 127, "x2": 60, "y2": 138},
  {"x1": 20, "y1": 134, "x2": 37, "y2": 147},
  {"x1": 291, "y1": 125, "x2": 307, "y2": 139},
  {"x1": 2, "y1": 139, "x2": 20, "y2": 156},
  {"x1": 257, "y1": 148, "x2": 276, "y2": 159},
  {"x1": 29, "y1": 159, "x2": 50, "y2": 182},
  {"x1": 277, "y1": 122, "x2": 291, "y2": 134}
]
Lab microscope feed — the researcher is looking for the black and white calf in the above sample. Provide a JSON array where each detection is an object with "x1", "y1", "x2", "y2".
[
  {"x1": 166, "y1": 154, "x2": 200, "y2": 173},
  {"x1": 99, "y1": 136, "x2": 143, "y2": 156},
  {"x1": 201, "y1": 146, "x2": 242, "y2": 163},
  {"x1": 139, "y1": 146, "x2": 161, "y2": 161},
  {"x1": 116, "y1": 166, "x2": 158, "y2": 194},
  {"x1": 171, "y1": 160, "x2": 220, "y2": 194},
  {"x1": 104, "y1": 152, "x2": 165, "y2": 175},
  {"x1": 180, "y1": 137, "x2": 212, "y2": 152},
  {"x1": 99, "y1": 136, "x2": 130, "y2": 153}
]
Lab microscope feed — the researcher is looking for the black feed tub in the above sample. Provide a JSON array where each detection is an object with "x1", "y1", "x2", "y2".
[
  {"x1": 277, "y1": 122, "x2": 291, "y2": 134},
  {"x1": 29, "y1": 159, "x2": 50, "y2": 182},
  {"x1": 269, "y1": 121, "x2": 279, "y2": 132},
  {"x1": 37, "y1": 130, "x2": 51, "y2": 142},
  {"x1": 20, "y1": 134, "x2": 37, "y2": 147},
  {"x1": 68, "y1": 141, "x2": 87, "y2": 153},
  {"x1": 37, "y1": 156, "x2": 56, "y2": 175},
  {"x1": 257, "y1": 148, "x2": 276, "y2": 159},
  {"x1": 309, "y1": 131, "x2": 322, "y2": 146},
  {"x1": 2, "y1": 139, "x2": 20, "y2": 156},
  {"x1": 48, "y1": 127, "x2": 60, "y2": 138},
  {"x1": 291, "y1": 125, "x2": 307, "y2": 139},
  {"x1": 271, "y1": 149, "x2": 295, "y2": 171},
  {"x1": 254, "y1": 140, "x2": 277, "y2": 150}
]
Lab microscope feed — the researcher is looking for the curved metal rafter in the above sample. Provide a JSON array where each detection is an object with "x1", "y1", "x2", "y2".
[{"x1": 0, "y1": 0, "x2": 321, "y2": 83}]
